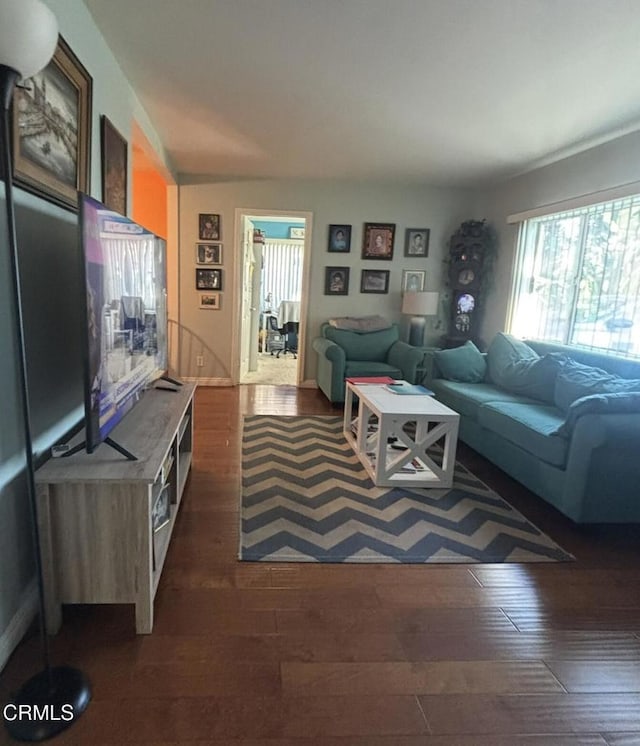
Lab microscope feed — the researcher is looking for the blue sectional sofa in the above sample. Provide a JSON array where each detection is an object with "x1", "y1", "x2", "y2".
[{"x1": 426, "y1": 334, "x2": 640, "y2": 523}]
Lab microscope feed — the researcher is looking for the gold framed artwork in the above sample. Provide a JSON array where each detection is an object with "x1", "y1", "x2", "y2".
[
  {"x1": 362, "y1": 222, "x2": 395, "y2": 260},
  {"x1": 12, "y1": 35, "x2": 92, "y2": 211},
  {"x1": 199, "y1": 292, "x2": 220, "y2": 309}
]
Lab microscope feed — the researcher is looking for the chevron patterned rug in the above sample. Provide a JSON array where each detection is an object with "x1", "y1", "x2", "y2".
[{"x1": 240, "y1": 415, "x2": 573, "y2": 563}]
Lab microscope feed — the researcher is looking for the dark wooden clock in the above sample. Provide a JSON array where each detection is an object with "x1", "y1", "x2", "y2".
[{"x1": 442, "y1": 219, "x2": 495, "y2": 349}]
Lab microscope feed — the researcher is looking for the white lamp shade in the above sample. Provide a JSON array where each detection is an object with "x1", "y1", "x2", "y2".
[
  {"x1": 0, "y1": 0, "x2": 58, "y2": 79},
  {"x1": 402, "y1": 291, "x2": 439, "y2": 316}
]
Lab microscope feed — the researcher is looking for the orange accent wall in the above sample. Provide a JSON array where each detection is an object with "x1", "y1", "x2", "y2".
[{"x1": 132, "y1": 152, "x2": 168, "y2": 238}]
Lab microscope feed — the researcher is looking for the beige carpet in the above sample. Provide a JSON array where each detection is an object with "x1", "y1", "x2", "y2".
[{"x1": 241, "y1": 351, "x2": 298, "y2": 385}]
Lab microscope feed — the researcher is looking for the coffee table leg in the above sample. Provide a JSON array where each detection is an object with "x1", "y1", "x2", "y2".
[
  {"x1": 343, "y1": 383, "x2": 354, "y2": 436},
  {"x1": 356, "y1": 398, "x2": 368, "y2": 455},
  {"x1": 441, "y1": 418, "x2": 460, "y2": 483}
]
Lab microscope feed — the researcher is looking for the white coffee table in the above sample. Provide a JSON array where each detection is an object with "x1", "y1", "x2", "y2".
[{"x1": 343, "y1": 381, "x2": 460, "y2": 488}]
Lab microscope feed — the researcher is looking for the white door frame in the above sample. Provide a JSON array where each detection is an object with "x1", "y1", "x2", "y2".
[{"x1": 231, "y1": 207, "x2": 313, "y2": 386}]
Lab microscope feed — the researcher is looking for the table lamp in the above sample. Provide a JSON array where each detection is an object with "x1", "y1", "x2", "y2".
[{"x1": 402, "y1": 291, "x2": 439, "y2": 346}]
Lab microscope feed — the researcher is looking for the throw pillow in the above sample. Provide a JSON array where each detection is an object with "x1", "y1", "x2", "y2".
[
  {"x1": 495, "y1": 353, "x2": 566, "y2": 403},
  {"x1": 434, "y1": 341, "x2": 486, "y2": 383},
  {"x1": 486, "y1": 332, "x2": 539, "y2": 387},
  {"x1": 552, "y1": 391, "x2": 640, "y2": 437},
  {"x1": 554, "y1": 357, "x2": 640, "y2": 413}
]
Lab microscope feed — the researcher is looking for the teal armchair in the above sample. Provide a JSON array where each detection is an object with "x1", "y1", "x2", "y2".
[{"x1": 312, "y1": 322, "x2": 423, "y2": 403}]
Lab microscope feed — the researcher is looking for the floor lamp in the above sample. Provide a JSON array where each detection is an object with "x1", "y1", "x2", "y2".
[
  {"x1": 1, "y1": 0, "x2": 91, "y2": 740},
  {"x1": 402, "y1": 291, "x2": 439, "y2": 347}
]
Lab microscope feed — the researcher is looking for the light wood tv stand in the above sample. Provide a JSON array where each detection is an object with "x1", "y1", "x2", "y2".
[{"x1": 35, "y1": 382, "x2": 196, "y2": 634}]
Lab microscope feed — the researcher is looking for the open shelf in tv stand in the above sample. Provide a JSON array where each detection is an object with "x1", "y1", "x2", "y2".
[{"x1": 35, "y1": 382, "x2": 196, "y2": 634}]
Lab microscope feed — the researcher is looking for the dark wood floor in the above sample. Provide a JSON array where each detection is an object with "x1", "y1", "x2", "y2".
[{"x1": 2, "y1": 384, "x2": 640, "y2": 745}]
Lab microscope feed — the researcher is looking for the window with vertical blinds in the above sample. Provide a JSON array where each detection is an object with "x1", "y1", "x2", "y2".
[
  {"x1": 509, "y1": 194, "x2": 640, "y2": 358},
  {"x1": 261, "y1": 239, "x2": 303, "y2": 312}
]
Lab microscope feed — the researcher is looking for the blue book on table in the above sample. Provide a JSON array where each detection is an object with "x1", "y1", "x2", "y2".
[{"x1": 384, "y1": 381, "x2": 434, "y2": 396}]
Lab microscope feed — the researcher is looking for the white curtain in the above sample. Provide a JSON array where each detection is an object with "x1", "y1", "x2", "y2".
[{"x1": 261, "y1": 239, "x2": 303, "y2": 312}]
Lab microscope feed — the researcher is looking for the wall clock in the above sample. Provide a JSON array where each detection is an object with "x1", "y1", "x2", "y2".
[{"x1": 457, "y1": 268, "x2": 476, "y2": 286}]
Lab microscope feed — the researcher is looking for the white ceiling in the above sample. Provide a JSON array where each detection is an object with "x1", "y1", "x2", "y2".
[{"x1": 83, "y1": 0, "x2": 640, "y2": 187}]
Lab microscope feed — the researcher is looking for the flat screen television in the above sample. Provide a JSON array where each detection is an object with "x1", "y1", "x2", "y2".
[{"x1": 78, "y1": 193, "x2": 168, "y2": 455}]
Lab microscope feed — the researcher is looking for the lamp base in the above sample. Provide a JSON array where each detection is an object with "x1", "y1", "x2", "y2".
[
  {"x1": 3, "y1": 666, "x2": 91, "y2": 742},
  {"x1": 408, "y1": 316, "x2": 426, "y2": 347}
]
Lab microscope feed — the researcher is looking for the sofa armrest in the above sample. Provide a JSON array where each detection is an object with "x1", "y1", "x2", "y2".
[
  {"x1": 312, "y1": 336, "x2": 346, "y2": 402},
  {"x1": 562, "y1": 412, "x2": 640, "y2": 522},
  {"x1": 387, "y1": 341, "x2": 424, "y2": 384},
  {"x1": 312, "y1": 337, "x2": 345, "y2": 365}
]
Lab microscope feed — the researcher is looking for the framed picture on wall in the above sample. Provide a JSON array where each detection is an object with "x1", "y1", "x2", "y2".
[
  {"x1": 402, "y1": 269, "x2": 426, "y2": 292},
  {"x1": 199, "y1": 292, "x2": 220, "y2": 309},
  {"x1": 101, "y1": 115, "x2": 128, "y2": 216},
  {"x1": 361, "y1": 269, "x2": 390, "y2": 294},
  {"x1": 404, "y1": 228, "x2": 430, "y2": 257},
  {"x1": 11, "y1": 35, "x2": 92, "y2": 211},
  {"x1": 362, "y1": 223, "x2": 395, "y2": 260},
  {"x1": 196, "y1": 243, "x2": 222, "y2": 265},
  {"x1": 196, "y1": 268, "x2": 222, "y2": 290},
  {"x1": 199, "y1": 213, "x2": 221, "y2": 240},
  {"x1": 328, "y1": 224, "x2": 351, "y2": 252},
  {"x1": 324, "y1": 266, "x2": 349, "y2": 295}
]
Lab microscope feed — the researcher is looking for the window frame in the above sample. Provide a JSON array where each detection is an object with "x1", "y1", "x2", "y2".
[{"x1": 508, "y1": 194, "x2": 640, "y2": 359}]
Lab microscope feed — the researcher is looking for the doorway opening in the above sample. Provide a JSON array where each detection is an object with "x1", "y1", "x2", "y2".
[{"x1": 234, "y1": 209, "x2": 312, "y2": 386}]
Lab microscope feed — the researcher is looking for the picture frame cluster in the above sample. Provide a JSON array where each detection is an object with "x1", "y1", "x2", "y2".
[
  {"x1": 324, "y1": 222, "x2": 430, "y2": 295},
  {"x1": 197, "y1": 213, "x2": 223, "y2": 309}
]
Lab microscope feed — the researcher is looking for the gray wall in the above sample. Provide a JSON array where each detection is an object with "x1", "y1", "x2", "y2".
[
  {"x1": 179, "y1": 179, "x2": 474, "y2": 381},
  {"x1": 473, "y1": 130, "x2": 640, "y2": 344},
  {"x1": 0, "y1": 0, "x2": 172, "y2": 662}
]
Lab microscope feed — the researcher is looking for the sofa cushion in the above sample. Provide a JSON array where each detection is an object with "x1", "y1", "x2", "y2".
[
  {"x1": 494, "y1": 353, "x2": 566, "y2": 403},
  {"x1": 486, "y1": 333, "x2": 539, "y2": 386},
  {"x1": 477, "y1": 401, "x2": 567, "y2": 467},
  {"x1": 434, "y1": 341, "x2": 486, "y2": 383},
  {"x1": 553, "y1": 391, "x2": 640, "y2": 437},
  {"x1": 344, "y1": 361, "x2": 403, "y2": 379},
  {"x1": 554, "y1": 357, "x2": 640, "y2": 413},
  {"x1": 429, "y1": 380, "x2": 537, "y2": 420},
  {"x1": 324, "y1": 324, "x2": 398, "y2": 361}
]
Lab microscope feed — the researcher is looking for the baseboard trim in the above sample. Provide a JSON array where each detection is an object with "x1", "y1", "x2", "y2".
[
  {"x1": 0, "y1": 579, "x2": 38, "y2": 673},
  {"x1": 182, "y1": 377, "x2": 233, "y2": 386},
  {"x1": 182, "y1": 377, "x2": 317, "y2": 388},
  {"x1": 181, "y1": 377, "x2": 317, "y2": 389}
]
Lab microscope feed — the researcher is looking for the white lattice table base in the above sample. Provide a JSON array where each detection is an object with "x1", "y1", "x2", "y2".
[{"x1": 343, "y1": 382, "x2": 460, "y2": 488}]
